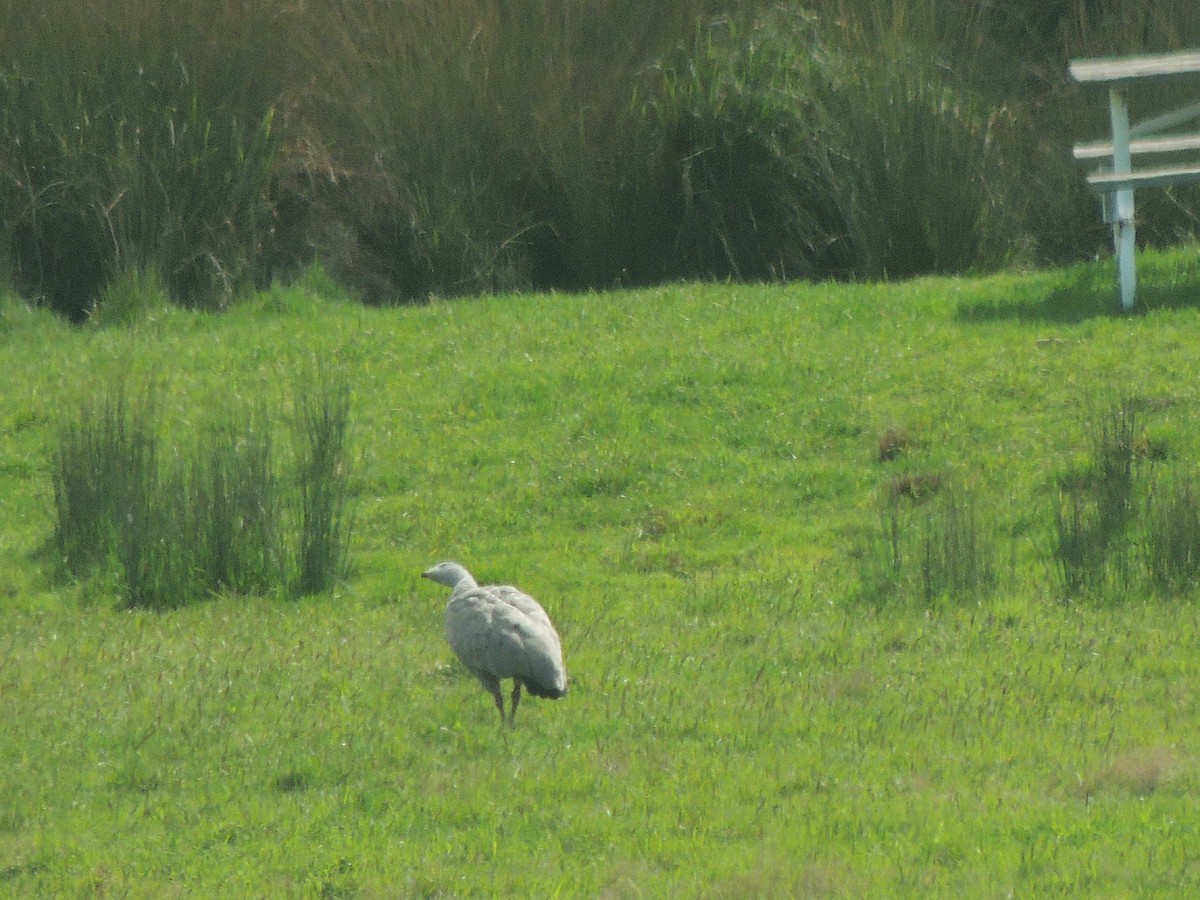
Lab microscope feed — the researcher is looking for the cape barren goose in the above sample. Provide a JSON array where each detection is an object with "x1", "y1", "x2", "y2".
[{"x1": 422, "y1": 561, "x2": 567, "y2": 723}]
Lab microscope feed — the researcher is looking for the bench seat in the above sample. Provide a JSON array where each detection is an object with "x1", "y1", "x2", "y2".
[
  {"x1": 1073, "y1": 133, "x2": 1200, "y2": 160},
  {"x1": 1069, "y1": 51, "x2": 1200, "y2": 84},
  {"x1": 1085, "y1": 164, "x2": 1200, "y2": 192}
]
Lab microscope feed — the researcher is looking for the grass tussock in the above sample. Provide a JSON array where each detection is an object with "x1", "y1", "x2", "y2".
[
  {"x1": 1053, "y1": 399, "x2": 1140, "y2": 597},
  {"x1": 0, "y1": 0, "x2": 294, "y2": 319},
  {"x1": 1144, "y1": 469, "x2": 1200, "y2": 594},
  {"x1": 861, "y1": 392, "x2": 1200, "y2": 605},
  {"x1": 1049, "y1": 396, "x2": 1200, "y2": 601},
  {"x1": 294, "y1": 370, "x2": 353, "y2": 596},
  {"x1": 52, "y1": 384, "x2": 160, "y2": 579},
  {"x1": 858, "y1": 481, "x2": 996, "y2": 606},
  {"x1": 877, "y1": 424, "x2": 913, "y2": 462},
  {"x1": 51, "y1": 376, "x2": 353, "y2": 608},
  {"x1": 189, "y1": 417, "x2": 283, "y2": 597}
]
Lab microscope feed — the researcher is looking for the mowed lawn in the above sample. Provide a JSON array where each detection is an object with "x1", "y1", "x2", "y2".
[{"x1": 2, "y1": 251, "x2": 1200, "y2": 895}]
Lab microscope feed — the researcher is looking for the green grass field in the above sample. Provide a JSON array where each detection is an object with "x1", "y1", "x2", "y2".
[{"x1": 3, "y1": 251, "x2": 1200, "y2": 895}]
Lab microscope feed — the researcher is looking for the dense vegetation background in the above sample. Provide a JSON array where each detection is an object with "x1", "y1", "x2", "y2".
[{"x1": 3, "y1": 0, "x2": 1200, "y2": 319}]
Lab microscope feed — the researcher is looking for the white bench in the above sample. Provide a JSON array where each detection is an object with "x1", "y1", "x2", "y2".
[{"x1": 1070, "y1": 50, "x2": 1200, "y2": 309}]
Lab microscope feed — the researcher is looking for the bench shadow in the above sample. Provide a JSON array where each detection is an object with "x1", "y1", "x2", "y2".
[{"x1": 956, "y1": 261, "x2": 1200, "y2": 325}]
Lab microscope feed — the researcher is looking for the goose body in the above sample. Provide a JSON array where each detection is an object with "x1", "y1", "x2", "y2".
[{"x1": 423, "y1": 561, "x2": 567, "y2": 722}]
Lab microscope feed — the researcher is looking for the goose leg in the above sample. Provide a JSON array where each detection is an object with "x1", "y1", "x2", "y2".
[
  {"x1": 489, "y1": 685, "x2": 506, "y2": 723},
  {"x1": 509, "y1": 680, "x2": 523, "y2": 724}
]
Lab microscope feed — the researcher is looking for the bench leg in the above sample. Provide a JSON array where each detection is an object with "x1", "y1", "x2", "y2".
[
  {"x1": 1109, "y1": 86, "x2": 1137, "y2": 310},
  {"x1": 1114, "y1": 217, "x2": 1136, "y2": 311}
]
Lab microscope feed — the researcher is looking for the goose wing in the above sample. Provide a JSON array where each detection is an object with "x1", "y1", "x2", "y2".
[
  {"x1": 445, "y1": 585, "x2": 565, "y2": 691},
  {"x1": 490, "y1": 585, "x2": 561, "y2": 648}
]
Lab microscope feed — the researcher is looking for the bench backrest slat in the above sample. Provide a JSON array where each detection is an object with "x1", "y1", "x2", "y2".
[
  {"x1": 1074, "y1": 133, "x2": 1200, "y2": 160},
  {"x1": 1070, "y1": 50, "x2": 1200, "y2": 84},
  {"x1": 1086, "y1": 164, "x2": 1200, "y2": 192}
]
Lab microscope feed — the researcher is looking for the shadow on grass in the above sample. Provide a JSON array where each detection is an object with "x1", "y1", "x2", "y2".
[{"x1": 956, "y1": 254, "x2": 1200, "y2": 325}]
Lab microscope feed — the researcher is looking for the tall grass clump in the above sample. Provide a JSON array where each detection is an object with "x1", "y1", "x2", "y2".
[
  {"x1": 637, "y1": 9, "x2": 855, "y2": 282},
  {"x1": 293, "y1": 372, "x2": 353, "y2": 596},
  {"x1": 0, "y1": 0, "x2": 297, "y2": 319},
  {"x1": 189, "y1": 418, "x2": 283, "y2": 597},
  {"x1": 1049, "y1": 395, "x2": 1200, "y2": 600},
  {"x1": 1143, "y1": 470, "x2": 1200, "y2": 595},
  {"x1": 117, "y1": 465, "x2": 193, "y2": 610},
  {"x1": 858, "y1": 480, "x2": 996, "y2": 606},
  {"x1": 301, "y1": 0, "x2": 717, "y2": 299},
  {"x1": 51, "y1": 378, "x2": 352, "y2": 608},
  {"x1": 815, "y1": 52, "x2": 1019, "y2": 276},
  {"x1": 52, "y1": 385, "x2": 159, "y2": 578},
  {"x1": 1052, "y1": 399, "x2": 1141, "y2": 599},
  {"x1": 797, "y1": 3, "x2": 1039, "y2": 276},
  {"x1": 88, "y1": 265, "x2": 171, "y2": 327}
]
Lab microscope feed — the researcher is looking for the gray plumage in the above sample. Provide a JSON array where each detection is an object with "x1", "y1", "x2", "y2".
[{"x1": 422, "y1": 560, "x2": 567, "y2": 723}]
